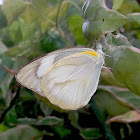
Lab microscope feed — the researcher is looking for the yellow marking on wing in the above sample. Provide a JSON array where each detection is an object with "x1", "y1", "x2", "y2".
[
  {"x1": 62, "y1": 50, "x2": 98, "y2": 60},
  {"x1": 80, "y1": 51, "x2": 98, "y2": 57}
]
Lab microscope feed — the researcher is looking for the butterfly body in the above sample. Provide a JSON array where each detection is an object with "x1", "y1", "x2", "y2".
[{"x1": 16, "y1": 45, "x2": 104, "y2": 110}]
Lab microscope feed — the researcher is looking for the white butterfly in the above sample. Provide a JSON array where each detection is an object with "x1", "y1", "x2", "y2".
[{"x1": 15, "y1": 44, "x2": 104, "y2": 110}]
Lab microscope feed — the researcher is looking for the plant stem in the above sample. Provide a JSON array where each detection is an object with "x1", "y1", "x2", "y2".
[
  {"x1": 0, "y1": 87, "x2": 21, "y2": 123},
  {"x1": 91, "y1": 98, "x2": 116, "y2": 140},
  {"x1": 56, "y1": 0, "x2": 69, "y2": 46},
  {"x1": 56, "y1": 0, "x2": 63, "y2": 29}
]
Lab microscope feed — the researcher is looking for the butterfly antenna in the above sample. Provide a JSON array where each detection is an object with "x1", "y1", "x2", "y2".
[{"x1": 104, "y1": 54, "x2": 112, "y2": 58}]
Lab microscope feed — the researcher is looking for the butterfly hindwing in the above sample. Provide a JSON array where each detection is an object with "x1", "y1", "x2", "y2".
[{"x1": 41, "y1": 50, "x2": 104, "y2": 110}]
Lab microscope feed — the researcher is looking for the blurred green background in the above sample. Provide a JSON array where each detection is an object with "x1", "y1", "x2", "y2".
[{"x1": 0, "y1": 0, "x2": 140, "y2": 139}]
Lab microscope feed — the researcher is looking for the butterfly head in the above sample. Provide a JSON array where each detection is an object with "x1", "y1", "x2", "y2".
[{"x1": 95, "y1": 43, "x2": 105, "y2": 59}]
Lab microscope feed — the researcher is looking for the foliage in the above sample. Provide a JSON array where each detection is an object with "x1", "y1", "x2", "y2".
[{"x1": 0, "y1": 0, "x2": 140, "y2": 139}]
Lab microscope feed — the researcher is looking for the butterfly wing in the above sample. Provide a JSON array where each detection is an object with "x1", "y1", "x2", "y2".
[
  {"x1": 41, "y1": 51, "x2": 104, "y2": 110},
  {"x1": 15, "y1": 48, "x2": 94, "y2": 97}
]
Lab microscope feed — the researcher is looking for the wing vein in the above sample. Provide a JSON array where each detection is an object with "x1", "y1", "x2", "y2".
[
  {"x1": 57, "y1": 85, "x2": 71, "y2": 105},
  {"x1": 74, "y1": 80, "x2": 81, "y2": 109},
  {"x1": 19, "y1": 69, "x2": 33, "y2": 82}
]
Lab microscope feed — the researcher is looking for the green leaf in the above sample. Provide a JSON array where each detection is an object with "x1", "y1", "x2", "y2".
[
  {"x1": 6, "y1": 20, "x2": 23, "y2": 43},
  {"x1": 37, "y1": 116, "x2": 64, "y2": 126},
  {"x1": 20, "y1": 3, "x2": 40, "y2": 24},
  {"x1": 68, "y1": 15, "x2": 87, "y2": 45},
  {"x1": 2, "y1": 0, "x2": 51, "y2": 25},
  {"x1": 117, "y1": 0, "x2": 139, "y2": 15},
  {"x1": 99, "y1": 86, "x2": 140, "y2": 111},
  {"x1": 5, "y1": 43, "x2": 29, "y2": 58},
  {"x1": 105, "y1": 33, "x2": 131, "y2": 47},
  {"x1": 0, "y1": 7, "x2": 7, "y2": 29},
  {"x1": 80, "y1": 128, "x2": 102, "y2": 140},
  {"x1": 4, "y1": 18, "x2": 41, "y2": 44},
  {"x1": 105, "y1": 45, "x2": 140, "y2": 95},
  {"x1": 0, "y1": 125, "x2": 43, "y2": 140},
  {"x1": 53, "y1": 126, "x2": 71, "y2": 139},
  {"x1": 18, "y1": 116, "x2": 64, "y2": 126},
  {"x1": 18, "y1": 88, "x2": 36, "y2": 102},
  {"x1": 94, "y1": 90, "x2": 132, "y2": 117},
  {"x1": 100, "y1": 68, "x2": 126, "y2": 87},
  {"x1": 40, "y1": 1, "x2": 70, "y2": 32},
  {"x1": 82, "y1": 0, "x2": 127, "y2": 42},
  {"x1": 2, "y1": 0, "x2": 27, "y2": 25},
  {"x1": 106, "y1": 110, "x2": 140, "y2": 123},
  {"x1": 68, "y1": 111, "x2": 81, "y2": 130},
  {"x1": 0, "y1": 125, "x2": 9, "y2": 133},
  {"x1": 31, "y1": 0, "x2": 50, "y2": 14},
  {"x1": 0, "y1": 54, "x2": 13, "y2": 84},
  {"x1": 127, "y1": 13, "x2": 140, "y2": 25},
  {"x1": 113, "y1": 0, "x2": 124, "y2": 10},
  {"x1": 40, "y1": 102, "x2": 53, "y2": 116},
  {"x1": 0, "y1": 72, "x2": 13, "y2": 98},
  {"x1": 5, "y1": 40, "x2": 42, "y2": 62},
  {"x1": 4, "y1": 107, "x2": 18, "y2": 126},
  {"x1": 40, "y1": 31, "x2": 66, "y2": 52},
  {"x1": 18, "y1": 19, "x2": 41, "y2": 41},
  {"x1": 17, "y1": 118, "x2": 38, "y2": 125}
]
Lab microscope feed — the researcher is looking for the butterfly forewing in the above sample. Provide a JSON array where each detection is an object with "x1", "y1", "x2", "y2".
[{"x1": 16, "y1": 48, "x2": 95, "y2": 98}]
